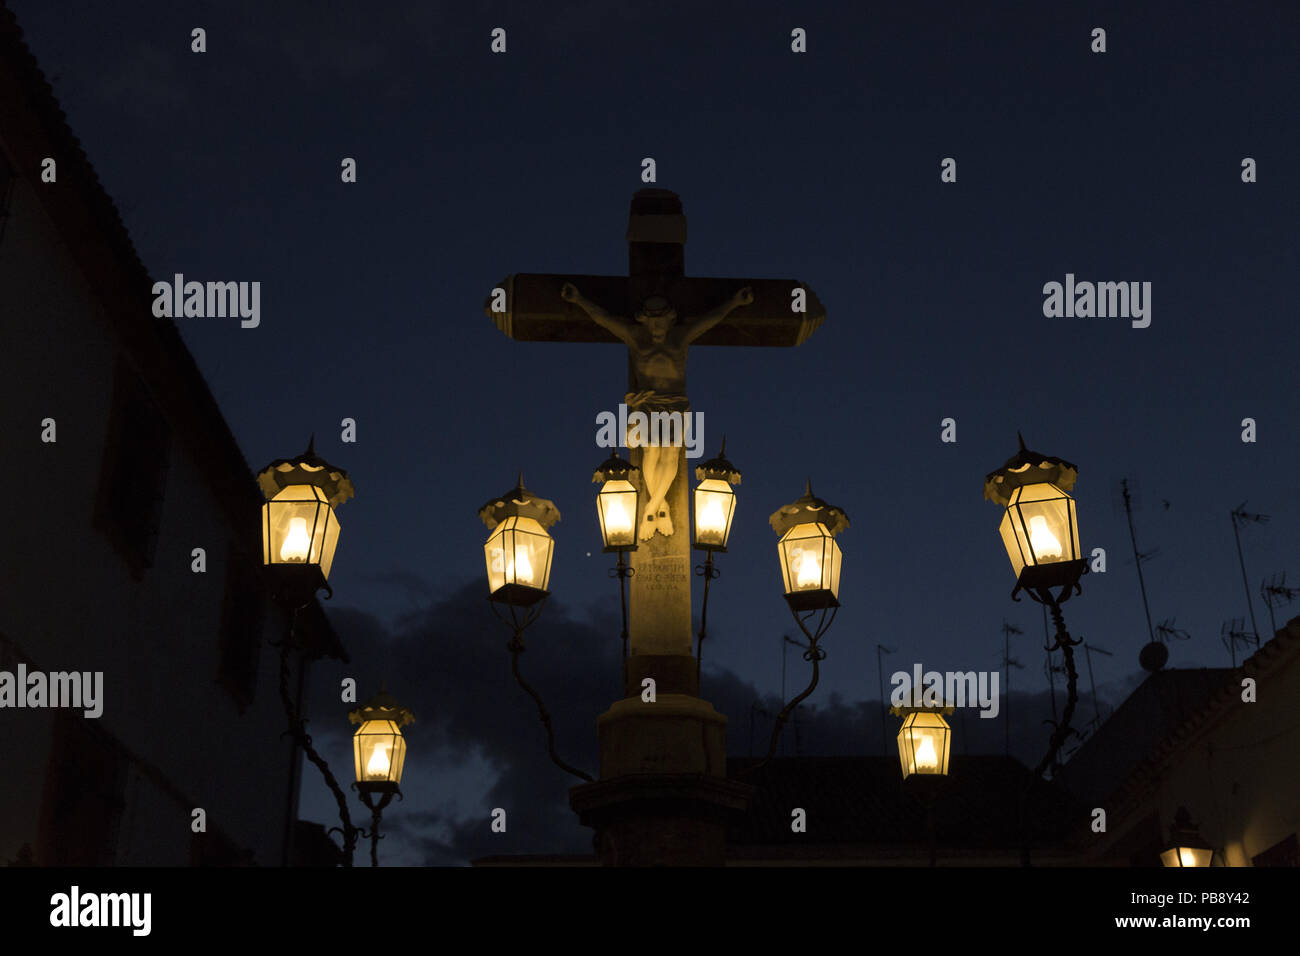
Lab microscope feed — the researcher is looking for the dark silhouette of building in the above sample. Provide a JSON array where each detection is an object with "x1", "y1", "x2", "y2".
[{"x1": 0, "y1": 4, "x2": 344, "y2": 865}]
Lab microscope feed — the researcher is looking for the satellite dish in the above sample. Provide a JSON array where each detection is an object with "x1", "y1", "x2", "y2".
[{"x1": 1139, "y1": 641, "x2": 1169, "y2": 672}]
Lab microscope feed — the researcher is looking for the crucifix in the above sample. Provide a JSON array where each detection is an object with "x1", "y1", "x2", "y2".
[{"x1": 485, "y1": 188, "x2": 826, "y2": 696}]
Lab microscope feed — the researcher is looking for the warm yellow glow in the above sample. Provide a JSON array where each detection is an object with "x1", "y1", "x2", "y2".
[
  {"x1": 598, "y1": 479, "x2": 638, "y2": 549},
  {"x1": 279, "y1": 516, "x2": 312, "y2": 562},
  {"x1": 510, "y1": 545, "x2": 535, "y2": 586},
  {"x1": 263, "y1": 485, "x2": 341, "y2": 577},
  {"x1": 998, "y1": 482, "x2": 1078, "y2": 577},
  {"x1": 915, "y1": 735, "x2": 938, "y2": 771},
  {"x1": 897, "y1": 711, "x2": 951, "y2": 779},
  {"x1": 699, "y1": 497, "x2": 726, "y2": 538},
  {"x1": 795, "y1": 547, "x2": 822, "y2": 589},
  {"x1": 1161, "y1": 845, "x2": 1213, "y2": 867},
  {"x1": 366, "y1": 743, "x2": 390, "y2": 778},
  {"x1": 1028, "y1": 514, "x2": 1063, "y2": 560},
  {"x1": 605, "y1": 497, "x2": 633, "y2": 537},
  {"x1": 352, "y1": 719, "x2": 407, "y2": 786},
  {"x1": 484, "y1": 515, "x2": 553, "y2": 596}
]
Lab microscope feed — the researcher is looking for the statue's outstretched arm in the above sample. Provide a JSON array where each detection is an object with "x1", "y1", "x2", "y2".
[
  {"x1": 560, "y1": 282, "x2": 632, "y2": 342},
  {"x1": 683, "y1": 286, "x2": 753, "y2": 344}
]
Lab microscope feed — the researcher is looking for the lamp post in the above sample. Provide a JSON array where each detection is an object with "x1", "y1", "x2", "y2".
[
  {"x1": 752, "y1": 481, "x2": 849, "y2": 769},
  {"x1": 257, "y1": 438, "x2": 368, "y2": 866},
  {"x1": 349, "y1": 689, "x2": 414, "y2": 868},
  {"x1": 985, "y1": 434, "x2": 1087, "y2": 781},
  {"x1": 1161, "y1": 807, "x2": 1214, "y2": 867},
  {"x1": 479, "y1": 475, "x2": 592, "y2": 783},
  {"x1": 893, "y1": 704, "x2": 953, "y2": 865},
  {"x1": 692, "y1": 440, "x2": 741, "y2": 683},
  {"x1": 594, "y1": 452, "x2": 639, "y2": 687}
]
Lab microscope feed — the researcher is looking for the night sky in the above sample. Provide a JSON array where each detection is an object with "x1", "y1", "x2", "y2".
[{"x1": 12, "y1": 0, "x2": 1298, "y2": 864}]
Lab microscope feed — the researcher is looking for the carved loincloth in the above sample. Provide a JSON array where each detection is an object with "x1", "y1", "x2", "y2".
[
  {"x1": 623, "y1": 391, "x2": 688, "y2": 540},
  {"x1": 623, "y1": 390, "x2": 690, "y2": 447}
]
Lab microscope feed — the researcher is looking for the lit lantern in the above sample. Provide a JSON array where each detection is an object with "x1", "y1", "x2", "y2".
[
  {"x1": 478, "y1": 475, "x2": 559, "y2": 605},
  {"x1": 348, "y1": 689, "x2": 414, "y2": 794},
  {"x1": 592, "y1": 452, "x2": 639, "y2": 552},
  {"x1": 769, "y1": 481, "x2": 849, "y2": 611},
  {"x1": 1161, "y1": 807, "x2": 1213, "y2": 867},
  {"x1": 257, "y1": 437, "x2": 354, "y2": 601},
  {"x1": 984, "y1": 434, "x2": 1084, "y2": 596},
  {"x1": 896, "y1": 710, "x2": 952, "y2": 780},
  {"x1": 693, "y1": 439, "x2": 740, "y2": 552}
]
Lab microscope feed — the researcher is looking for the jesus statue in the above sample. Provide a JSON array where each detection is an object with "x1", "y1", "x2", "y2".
[{"x1": 560, "y1": 281, "x2": 753, "y2": 541}]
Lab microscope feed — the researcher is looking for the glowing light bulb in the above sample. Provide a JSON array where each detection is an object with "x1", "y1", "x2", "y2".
[
  {"x1": 794, "y1": 547, "x2": 822, "y2": 589},
  {"x1": 1028, "y1": 514, "x2": 1063, "y2": 561},
  {"x1": 606, "y1": 497, "x2": 633, "y2": 538},
  {"x1": 511, "y1": 545, "x2": 534, "y2": 585},
  {"x1": 280, "y1": 516, "x2": 311, "y2": 562},
  {"x1": 1179, "y1": 848, "x2": 1196, "y2": 867},
  {"x1": 366, "y1": 743, "x2": 390, "y2": 779},
  {"x1": 916, "y1": 735, "x2": 939, "y2": 771},
  {"x1": 699, "y1": 496, "x2": 726, "y2": 542}
]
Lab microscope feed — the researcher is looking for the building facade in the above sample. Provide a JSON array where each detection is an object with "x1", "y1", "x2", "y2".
[{"x1": 0, "y1": 6, "x2": 343, "y2": 866}]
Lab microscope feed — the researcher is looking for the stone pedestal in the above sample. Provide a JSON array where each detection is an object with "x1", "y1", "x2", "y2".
[
  {"x1": 598, "y1": 694, "x2": 726, "y2": 776},
  {"x1": 570, "y1": 774, "x2": 752, "y2": 866},
  {"x1": 569, "y1": 693, "x2": 752, "y2": 865}
]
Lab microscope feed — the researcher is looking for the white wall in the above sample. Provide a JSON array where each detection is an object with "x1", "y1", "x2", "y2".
[{"x1": 0, "y1": 164, "x2": 301, "y2": 864}]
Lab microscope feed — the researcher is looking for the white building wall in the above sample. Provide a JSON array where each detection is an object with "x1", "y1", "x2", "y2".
[{"x1": 0, "y1": 158, "x2": 302, "y2": 864}]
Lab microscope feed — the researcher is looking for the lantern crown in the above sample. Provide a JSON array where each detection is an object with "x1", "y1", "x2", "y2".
[
  {"x1": 592, "y1": 451, "x2": 639, "y2": 484},
  {"x1": 1166, "y1": 807, "x2": 1210, "y2": 849},
  {"x1": 257, "y1": 435, "x2": 355, "y2": 506},
  {"x1": 769, "y1": 479, "x2": 849, "y2": 536},
  {"x1": 695, "y1": 437, "x2": 741, "y2": 485},
  {"x1": 348, "y1": 688, "x2": 415, "y2": 727},
  {"x1": 478, "y1": 473, "x2": 561, "y2": 530},
  {"x1": 889, "y1": 703, "x2": 956, "y2": 716},
  {"x1": 983, "y1": 433, "x2": 1078, "y2": 506}
]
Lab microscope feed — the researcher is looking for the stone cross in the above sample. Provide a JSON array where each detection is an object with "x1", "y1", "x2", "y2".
[{"x1": 484, "y1": 188, "x2": 825, "y2": 695}]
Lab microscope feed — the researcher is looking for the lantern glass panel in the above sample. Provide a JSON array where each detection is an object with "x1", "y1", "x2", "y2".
[
  {"x1": 483, "y1": 515, "x2": 554, "y2": 595},
  {"x1": 998, "y1": 482, "x2": 1079, "y2": 578},
  {"x1": 896, "y1": 712, "x2": 951, "y2": 779},
  {"x1": 694, "y1": 478, "x2": 736, "y2": 550},
  {"x1": 261, "y1": 484, "x2": 342, "y2": 579},
  {"x1": 777, "y1": 522, "x2": 842, "y2": 599},
  {"x1": 352, "y1": 718, "x2": 407, "y2": 786},
  {"x1": 1160, "y1": 846, "x2": 1212, "y2": 868},
  {"x1": 597, "y1": 478, "x2": 638, "y2": 550}
]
